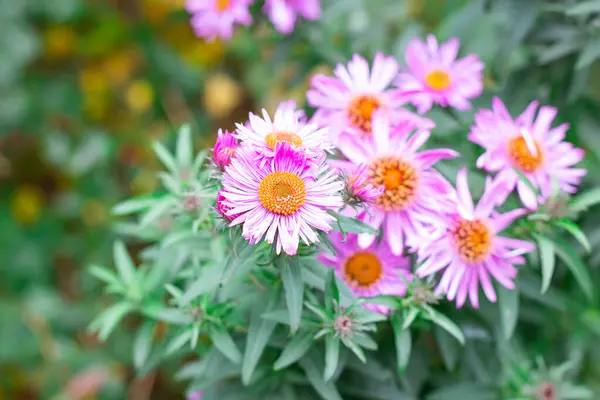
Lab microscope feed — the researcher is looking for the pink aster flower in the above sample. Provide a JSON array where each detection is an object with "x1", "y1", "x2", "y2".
[
  {"x1": 188, "y1": 391, "x2": 203, "y2": 400},
  {"x1": 469, "y1": 97, "x2": 586, "y2": 209},
  {"x1": 235, "y1": 102, "x2": 332, "y2": 165},
  {"x1": 220, "y1": 143, "x2": 344, "y2": 255},
  {"x1": 215, "y1": 190, "x2": 240, "y2": 222},
  {"x1": 319, "y1": 231, "x2": 412, "y2": 314},
  {"x1": 416, "y1": 168, "x2": 535, "y2": 308},
  {"x1": 344, "y1": 163, "x2": 384, "y2": 205},
  {"x1": 186, "y1": 0, "x2": 253, "y2": 42},
  {"x1": 307, "y1": 53, "x2": 434, "y2": 141},
  {"x1": 213, "y1": 129, "x2": 239, "y2": 169},
  {"x1": 333, "y1": 112, "x2": 458, "y2": 256},
  {"x1": 264, "y1": 0, "x2": 320, "y2": 34},
  {"x1": 396, "y1": 35, "x2": 484, "y2": 114}
]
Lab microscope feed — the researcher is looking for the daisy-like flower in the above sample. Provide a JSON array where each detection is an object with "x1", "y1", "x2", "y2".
[
  {"x1": 333, "y1": 112, "x2": 458, "y2": 256},
  {"x1": 220, "y1": 143, "x2": 343, "y2": 255},
  {"x1": 307, "y1": 53, "x2": 434, "y2": 141},
  {"x1": 344, "y1": 163, "x2": 384, "y2": 206},
  {"x1": 264, "y1": 0, "x2": 320, "y2": 34},
  {"x1": 215, "y1": 191, "x2": 240, "y2": 222},
  {"x1": 213, "y1": 129, "x2": 239, "y2": 169},
  {"x1": 318, "y1": 231, "x2": 412, "y2": 314},
  {"x1": 396, "y1": 35, "x2": 484, "y2": 114},
  {"x1": 469, "y1": 97, "x2": 586, "y2": 209},
  {"x1": 416, "y1": 169, "x2": 535, "y2": 308},
  {"x1": 186, "y1": 0, "x2": 253, "y2": 42},
  {"x1": 235, "y1": 101, "x2": 332, "y2": 165}
]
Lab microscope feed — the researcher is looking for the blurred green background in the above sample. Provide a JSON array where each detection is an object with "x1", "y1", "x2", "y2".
[{"x1": 3, "y1": 0, "x2": 600, "y2": 398}]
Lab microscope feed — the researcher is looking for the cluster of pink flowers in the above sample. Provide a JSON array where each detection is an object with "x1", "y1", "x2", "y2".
[
  {"x1": 186, "y1": 0, "x2": 321, "y2": 41},
  {"x1": 211, "y1": 34, "x2": 586, "y2": 311}
]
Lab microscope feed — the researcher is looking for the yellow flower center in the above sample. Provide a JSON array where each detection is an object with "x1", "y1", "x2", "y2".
[
  {"x1": 265, "y1": 131, "x2": 303, "y2": 150},
  {"x1": 215, "y1": 0, "x2": 231, "y2": 11},
  {"x1": 368, "y1": 157, "x2": 418, "y2": 211},
  {"x1": 507, "y1": 136, "x2": 544, "y2": 173},
  {"x1": 343, "y1": 252, "x2": 383, "y2": 288},
  {"x1": 258, "y1": 172, "x2": 306, "y2": 216},
  {"x1": 452, "y1": 219, "x2": 493, "y2": 263},
  {"x1": 348, "y1": 95, "x2": 381, "y2": 134},
  {"x1": 425, "y1": 69, "x2": 451, "y2": 91}
]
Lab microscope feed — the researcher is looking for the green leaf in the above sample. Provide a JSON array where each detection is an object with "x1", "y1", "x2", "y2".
[
  {"x1": 150, "y1": 307, "x2": 193, "y2": 325},
  {"x1": 391, "y1": 314, "x2": 411, "y2": 373},
  {"x1": 112, "y1": 196, "x2": 157, "y2": 216},
  {"x1": 570, "y1": 187, "x2": 600, "y2": 212},
  {"x1": 535, "y1": 234, "x2": 556, "y2": 294},
  {"x1": 165, "y1": 330, "x2": 193, "y2": 355},
  {"x1": 497, "y1": 285, "x2": 519, "y2": 340},
  {"x1": 280, "y1": 257, "x2": 305, "y2": 334},
  {"x1": 332, "y1": 213, "x2": 379, "y2": 235},
  {"x1": 299, "y1": 356, "x2": 343, "y2": 400},
  {"x1": 180, "y1": 267, "x2": 223, "y2": 305},
  {"x1": 566, "y1": 0, "x2": 600, "y2": 16},
  {"x1": 325, "y1": 268, "x2": 340, "y2": 311},
  {"x1": 209, "y1": 326, "x2": 242, "y2": 365},
  {"x1": 140, "y1": 198, "x2": 174, "y2": 227},
  {"x1": 152, "y1": 141, "x2": 178, "y2": 174},
  {"x1": 242, "y1": 302, "x2": 277, "y2": 385},
  {"x1": 90, "y1": 302, "x2": 135, "y2": 341},
  {"x1": 576, "y1": 36, "x2": 600, "y2": 69},
  {"x1": 305, "y1": 301, "x2": 331, "y2": 322},
  {"x1": 324, "y1": 336, "x2": 340, "y2": 381},
  {"x1": 341, "y1": 337, "x2": 367, "y2": 363},
  {"x1": 89, "y1": 264, "x2": 122, "y2": 288},
  {"x1": 274, "y1": 332, "x2": 313, "y2": 370},
  {"x1": 554, "y1": 219, "x2": 592, "y2": 253},
  {"x1": 434, "y1": 324, "x2": 459, "y2": 371},
  {"x1": 176, "y1": 124, "x2": 193, "y2": 166},
  {"x1": 402, "y1": 307, "x2": 419, "y2": 330},
  {"x1": 366, "y1": 294, "x2": 400, "y2": 310},
  {"x1": 133, "y1": 322, "x2": 154, "y2": 371},
  {"x1": 113, "y1": 241, "x2": 136, "y2": 285},
  {"x1": 552, "y1": 239, "x2": 594, "y2": 300},
  {"x1": 423, "y1": 306, "x2": 465, "y2": 345}
]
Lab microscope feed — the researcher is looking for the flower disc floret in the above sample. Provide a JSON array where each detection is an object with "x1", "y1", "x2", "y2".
[{"x1": 258, "y1": 172, "x2": 306, "y2": 216}]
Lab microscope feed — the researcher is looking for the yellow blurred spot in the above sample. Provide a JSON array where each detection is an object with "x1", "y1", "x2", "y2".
[
  {"x1": 44, "y1": 25, "x2": 77, "y2": 59},
  {"x1": 182, "y1": 40, "x2": 225, "y2": 67},
  {"x1": 83, "y1": 94, "x2": 109, "y2": 121},
  {"x1": 131, "y1": 170, "x2": 158, "y2": 195},
  {"x1": 406, "y1": 0, "x2": 424, "y2": 18},
  {"x1": 81, "y1": 199, "x2": 107, "y2": 227},
  {"x1": 125, "y1": 80, "x2": 154, "y2": 113},
  {"x1": 203, "y1": 74, "x2": 242, "y2": 119},
  {"x1": 11, "y1": 185, "x2": 44, "y2": 226},
  {"x1": 102, "y1": 51, "x2": 137, "y2": 86},
  {"x1": 142, "y1": 0, "x2": 185, "y2": 24},
  {"x1": 79, "y1": 66, "x2": 109, "y2": 94}
]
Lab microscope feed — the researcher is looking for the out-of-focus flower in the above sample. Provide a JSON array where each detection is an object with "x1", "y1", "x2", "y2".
[
  {"x1": 203, "y1": 74, "x2": 243, "y2": 119},
  {"x1": 344, "y1": 163, "x2": 383, "y2": 206},
  {"x1": 11, "y1": 185, "x2": 44, "y2": 226},
  {"x1": 234, "y1": 101, "x2": 332, "y2": 165},
  {"x1": 396, "y1": 35, "x2": 484, "y2": 114},
  {"x1": 143, "y1": 0, "x2": 186, "y2": 24},
  {"x1": 213, "y1": 129, "x2": 239, "y2": 169},
  {"x1": 186, "y1": 0, "x2": 253, "y2": 42},
  {"x1": 416, "y1": 169, "x2": 535, "y2": 308},
  {"x1": 333, "y1": 112, "x2": 458, "y2": 256},
  {"x1": 79, "y1": 66, "x2": 109, "y2": 94},
  {"x1": 220, "y1": 143, "x2": 343, "y2": 255},
  {"x1": 125, "y1": 80, "x2": 155, "y2": 114},
  {"x1": 469, "y1": 97, "x2": 586, "y2": 209},
  {"x1": 44, "y1": 25, "x2": 77, "y2": 59},
  {"x1": 307, "y1": 53, "x2": 434, "y2": 141},
  {"x1": 263, "y1": 0, "x2": 320, "y2": 34},
  {"x1": 102, "y1": 50, "x2": 137, "y2": 87},
  {"x1": 318, "y1": 231, "x2": 412, "y2": 314},
  {"x1": 188, "y1": 391, "x2": 203, "y2": 400}
]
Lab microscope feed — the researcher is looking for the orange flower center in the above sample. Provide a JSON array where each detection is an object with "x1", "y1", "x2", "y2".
[
  {"x1": 507, "y1": 136, "x2": 544, "y2": 173},
  {"x1": 258, "y1": 172, "x2": 306, "y2": 216},
  {"x1": 265, "y1": 131, "x2": 303, "y2": 150},
  {"x1": 368, "y1": 157, "x2": 418, "y2": 211},
  {"x1": 425, "y1": 69, "x2": 451, "y2": 91},
  {"x1": 348, "y1": 95, "x2": 381, "y2": 134},
  {"x1": 343, "y1": 251, "x2": 383, "y2": 288},
  {"x1": 452, "y1": 219, "x2": 493, "y2": 263},
  {"x1": 215, "y1": 0, "x2": 231, "y2": 11}
]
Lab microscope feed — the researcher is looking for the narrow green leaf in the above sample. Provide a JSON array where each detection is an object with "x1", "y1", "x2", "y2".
[
  {"x1": 366, "y1": 294, "x2": 400, "y2": 310},
  {"x1": 570, "y1": 187, "x2": 600, "y2": 212},
  {"x1": 165, "y1": 330, "x2": 193, "y2": 355},
  {"x1": 324, "y1": 336, "x2": 340, "y2": 381},
  {"x1": 325, "y1": 268, "x2": 340, "y2": 311},
  {"x1": 133, "y1": 322, "x2": 154, "y2": 371},
  {"x1": 576, "y1": 37, "x2": 600, "y2": 69},
  {"x1": 150, "y1": 307, "x2": 193, "y2": 325},
  {"x1": 535, "y1": 235, "x2": 555, "y2": 294},
  {"x1": 299, "y1": 356, "x2": 343, "y2": 400},
  {"x1": 176, "y1": 124, "x2": 193, "y2": 166},
  {"x1": 280, "y1": 257, "x2": 305, "y2": 334},
  {"x1": 180, "y1": 267, "x2": 223, "y2": 305},
  {"x1": 342, "y1": 337, "x2": 367, "y2": 363},
  {"x1": 140, "y1": 198, "x2": 174, "y2": 227},
  {"x1": 242, "y1": 302, "x2": 277, "y2": 385},
  {"x1": 89, "y1": 265, "x2": 122, "y2": 287},
  {"x1": 305, "y1": 301, "x2": 331, "y2": 322},
  {"x1": 497, "y1": 285, "x2": 519, "y2": 340},
  {"x1": 90, "y1": 302, "x2": 135, "y2": 341},
  {"x1": 209, "y1": 326, "x2": 242, "y2": 365},
  {"x1": 112, "y1": 196, "x2": 157, "y2": 216},
  {"x1": 554, "y1": 219, "x2": 591, "y2": 253},
  {"x1": 401, "y1": 307, "x2": 419, "y2": 330},
  {"x1": 391, "y1": 314, "x2": 411, "y2": 373},
  {"x1": 566, "y1": 0, "x2": 600, "y2": 16},
  {"x1": 274, "y1": 332, "x2": 313, "y2": 370},
  {"x1": 423, "y1": 306, "x2": 465, "y2": 345},
  {"x1": 152, "y1": 141, "x2": 178, "y2": 174},
  {"x1": 434, "y1": 325, "x2": 459, "y2": 371},
  {"x1": 350, "y1": 333, "x2": 377, "y2": 351},
  {"x1": 113, "y1": 241, "x2": 136, "y2": 285},
  {"x1": 552, "y1": 239, "x2": 594, "y2": 300},
  {"x1": 332, "y1": 213, "x2": 378, "y2": 235}
]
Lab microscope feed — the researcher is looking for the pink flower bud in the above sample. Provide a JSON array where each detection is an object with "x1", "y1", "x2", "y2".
[{"x1": 213, "y1": 129, "x2": 238, "y2": 169}]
